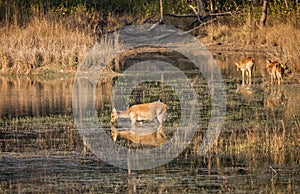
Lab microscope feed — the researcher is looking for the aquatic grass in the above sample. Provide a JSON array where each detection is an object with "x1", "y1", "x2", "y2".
[
  {"x1": 1, "y1": 115, "x2": 299, "y2": 193},
  {"x1": 207, "y1": 119, "x2": 300, "y2": 165},
  {"x1": 0, "y1": 115, "x2": 74, "y2": 131},
  {"x1": 0, "y1": 115, "x2": 83, "y2": 153}
]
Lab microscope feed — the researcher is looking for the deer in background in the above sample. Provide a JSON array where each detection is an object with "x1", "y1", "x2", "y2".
[
  {"x1": 235, "y1": 57, "x2": 255, "y2": 85},
  {"x1": 266, "y1": 60, "x2": 288, "y2": 85}
]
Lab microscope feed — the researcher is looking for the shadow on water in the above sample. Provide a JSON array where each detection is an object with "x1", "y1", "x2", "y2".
[{"x1": 0, "y1": 51, "x2": 300, "y2": 192}]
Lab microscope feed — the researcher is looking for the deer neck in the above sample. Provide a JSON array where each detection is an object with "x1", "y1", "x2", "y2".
[{"x1": 117, "y1": 110, "x2": 130, "y2": 118}]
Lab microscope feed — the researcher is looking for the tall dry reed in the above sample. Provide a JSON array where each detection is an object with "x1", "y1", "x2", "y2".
[
  {"x1": 203, "y1": 120, "x2": 300, "y2": 166},
  {"x1": 0, "y1": 17, "x2": 96, "y2": 75},
  {"x1": 199, "y1": 16, "x2": 300, "y2": 80}
]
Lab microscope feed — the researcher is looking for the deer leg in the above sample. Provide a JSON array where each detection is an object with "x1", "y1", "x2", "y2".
[
  {"x1": 131, "y1": 123, "x2": 136, "y2": 130},
  {"x1": 270, "y1": 74, "x2": 273, "y2": 85},
  {"x1": 157, "y1": 115, "x2": 163, "y2": 127},
  {"x1": 130, "y1": 116, "x2": 137, "y2": 130},
  {"x1": 276, "y1": 72, "x2": 282, "y2": 86},
  {"x1": 242, "y1": 70, "x2": 245, "y2": 85},
  {"x1": 157, "y1": 112, "x2": 166, "y2": 127},
  {"x1": 248, "y1": 70, "x2": 252, "y2": 85}
]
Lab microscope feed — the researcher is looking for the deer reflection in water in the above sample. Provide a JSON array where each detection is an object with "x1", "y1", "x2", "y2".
[
  {"x1": 265, "y1": 88, "x2": 286, "y2": 110},
  {"x1": 110, "y1": 126, "x2": 169, "y2": 146},
  {"x1": 236, "y1": 83, "x2": 254, "y2": 101}
]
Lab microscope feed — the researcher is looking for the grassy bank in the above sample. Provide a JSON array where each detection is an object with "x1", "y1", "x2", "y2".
[
  {"x1": 197, "y1": 16, "x2": 300, "y2": 82},
  {"x1": 0, "y1": 13, "x2": 299, "y2": 79},
  {"x1": 0, "y1": 16, "x2": 96, "y2": 75}
]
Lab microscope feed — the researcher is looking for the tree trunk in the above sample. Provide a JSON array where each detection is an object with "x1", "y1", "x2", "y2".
[
  {"x1": 196, "y1": 0, "x2": 205, "y2": 17},
  {"x1": 209, "y1": 0, "x2": 214, "y2": 13},
  {"x1": 259, "y1": 0, "x2": 268, "y2": 27},
  {"x1": 284, "y1": 0, "x2": 289, "y2": 9},
  {"x1": 160, "y1": 0, "x2": 163, "y2": 22}
]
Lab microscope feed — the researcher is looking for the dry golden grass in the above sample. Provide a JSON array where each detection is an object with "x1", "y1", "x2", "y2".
[
  {"x1": 199, "y1": 16, "x2": 300, "y2": 81},
  {"x1": 0, "y1": 11, "x2": 139, "y2": 75},
  {"x1": 0, "y1": 17, "x2": 96, "y2": 75},
  {"x1": 1, "y1": 13, "x2": 299, "y2": 78}
]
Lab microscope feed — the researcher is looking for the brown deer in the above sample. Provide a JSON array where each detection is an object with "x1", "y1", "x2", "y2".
[
  {"x1": 111, "y1": 101, "x2": 168, "y2": 129},
  {"x1": 235, "y1": 57, "x2": 255, "y2": 85},
  {"x1": 110, "y1": 126, "x2": 169, "y2": 146},
  {"x1": 266, "y1": 60, "x2": 288, "y2": 85}
]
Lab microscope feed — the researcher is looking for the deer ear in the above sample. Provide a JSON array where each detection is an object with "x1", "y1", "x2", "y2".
[
  {"x1": 112, "y1": 108, "x2": 117, "y2": 113},
  {"x1": 234, "y1": 62, "x2": 238, "y2": 66}
]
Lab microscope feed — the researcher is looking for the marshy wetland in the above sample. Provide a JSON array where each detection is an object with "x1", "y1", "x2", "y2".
[{"x1": 0, "y1": 49, "x2": 299, "y2": 193}]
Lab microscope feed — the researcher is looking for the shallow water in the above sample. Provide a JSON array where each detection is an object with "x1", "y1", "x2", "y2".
[{"x1": 0, "y1": 52, "x2": 300, "y2": 193}]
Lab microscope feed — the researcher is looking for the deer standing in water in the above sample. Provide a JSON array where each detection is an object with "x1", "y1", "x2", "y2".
[
  {"x1": 266, "y1": 60, "x2": 288, "y2": 85},
  {"x1": 110, "y1": 101, "x2": 168, "y2": 129},
  {"x1": 235, "y1": 57, "x2": 255, "y2": 85}
]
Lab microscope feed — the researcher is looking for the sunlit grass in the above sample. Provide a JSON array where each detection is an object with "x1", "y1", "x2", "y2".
[
  {"x1": 198, "y1": 16, "x2": 300, "y2": 82},
  {"x1": 0, "y1": 17, "x2": 95, "y2": 75},
  {"x1": 207, "y1": 120, "x2": 300, "y2": 165}
]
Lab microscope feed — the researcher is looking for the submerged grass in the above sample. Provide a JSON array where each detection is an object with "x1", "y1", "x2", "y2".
[
  {"x1": 207, "y1": 119, "x2": 300, "y2": 165},
  {"x1": 0, "y1": 115, "x2": 81, "y2": 153},
  {"x1": 2, "y1": 112, "x2": 299, "y2": 166},
  {"x1": 0, "y1": 115, "x2": 74, "y2": 129}
]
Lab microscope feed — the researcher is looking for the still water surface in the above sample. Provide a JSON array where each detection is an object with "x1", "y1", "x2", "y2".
[{"x1": 0, "y1": 53, "x2": 299, "y2": 193}]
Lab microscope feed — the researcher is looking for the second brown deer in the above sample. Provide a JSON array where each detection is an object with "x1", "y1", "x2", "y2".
[{"x1": 266, "y1": 60, "x2": 288, "y2": 85}]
